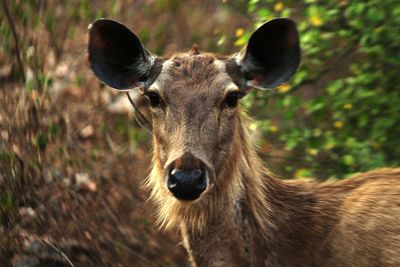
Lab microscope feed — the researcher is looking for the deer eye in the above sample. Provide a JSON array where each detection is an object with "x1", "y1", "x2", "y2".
[
  {"x1": 145, "y1": 92, "x2": 163, "y2": 107},
  {"x1": 223, "y1": 92, "x2": 243, "y2": 108}
]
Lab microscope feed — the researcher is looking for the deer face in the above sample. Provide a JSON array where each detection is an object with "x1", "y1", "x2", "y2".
[
  {"x1": 145, "y1": 53, "x2": 246, "y2": 201},
  {"x1": 88, "y1": 18, "x2": 300, "y2": 201}
]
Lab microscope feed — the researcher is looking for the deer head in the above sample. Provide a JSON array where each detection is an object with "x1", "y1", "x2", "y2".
[{"x1": 88, "y1": 18, "x2": 300, "y2": 221}]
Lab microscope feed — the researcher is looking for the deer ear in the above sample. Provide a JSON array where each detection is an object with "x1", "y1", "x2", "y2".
[
  {"x1": 88, "y1": 19, "x2": 157, "y2": 90},
  {"x1": 237, "y1": 18, "x2": 300, "y2": 89}
]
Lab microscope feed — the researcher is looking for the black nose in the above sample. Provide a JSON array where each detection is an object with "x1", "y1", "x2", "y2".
[{"x1": 167, "y1": 168, "x2": 207, "y2": 200}]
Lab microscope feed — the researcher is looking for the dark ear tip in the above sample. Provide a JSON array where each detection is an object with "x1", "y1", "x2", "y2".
[
  {"x1": 257, "y1": 18, "x2": 298, "y2": 33},
  {"x1": 88, "y1": 18, "x2": 126, "y2": 33},
  {"x1": 88, "y1": 18, "x2": 110, "y2": 31},
  {"x1": 265, "y1": 17, "x2": 296, "y2": 25},
  {"x1": 249, "y1": 18, "x2": 299, "y2": 48}
]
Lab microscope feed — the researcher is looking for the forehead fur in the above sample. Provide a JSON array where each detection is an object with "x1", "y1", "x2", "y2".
[{"x1": 160, "y1": 52, "x2": 227, "y2": 86}]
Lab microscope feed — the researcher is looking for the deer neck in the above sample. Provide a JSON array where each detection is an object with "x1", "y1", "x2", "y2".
[{"x1": 180, "y1": 117, "x2": 331, "y2": 266}]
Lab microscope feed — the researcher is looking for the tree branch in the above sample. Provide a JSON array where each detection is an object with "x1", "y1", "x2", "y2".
[{"x1": 1, "y1": 0, "x2": 25, "y2": 82}]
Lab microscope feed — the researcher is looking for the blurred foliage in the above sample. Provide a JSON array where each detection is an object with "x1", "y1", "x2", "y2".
[{"x1": 243, "y1": 0, "x2": 400, "y2": 179}]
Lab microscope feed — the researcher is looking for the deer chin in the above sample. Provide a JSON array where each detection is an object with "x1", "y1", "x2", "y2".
[{"x1": 145, "y1": 161, "x2": 209, "y2": 230}]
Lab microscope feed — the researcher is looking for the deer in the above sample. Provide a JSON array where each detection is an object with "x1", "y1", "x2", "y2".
[{"x1": 87, "y1": 18, "x2": 400, "y2": 267}]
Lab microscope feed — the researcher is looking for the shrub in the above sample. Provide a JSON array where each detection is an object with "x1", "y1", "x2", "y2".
[{"x1": 242, "y1": 0, "x2": 400, "y2": 179}]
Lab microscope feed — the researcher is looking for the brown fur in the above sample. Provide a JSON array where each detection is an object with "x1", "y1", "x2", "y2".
[{"x1": 141, "y1": 52, "x2": 400, "y2": 267}]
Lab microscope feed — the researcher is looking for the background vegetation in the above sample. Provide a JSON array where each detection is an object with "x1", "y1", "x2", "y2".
[
  {"x1": 243, "y1": 0, "x2": 400, "y2": 179},
  {"x1": 1, "y1": 0, "x2": 399, "y2": 266}
]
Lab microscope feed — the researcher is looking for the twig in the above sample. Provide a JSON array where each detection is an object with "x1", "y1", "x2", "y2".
[
  {"x1": 1, "y1": 0, "x2": 26, "y2": 82},
  {"x1": 105, "y1": 132, "x2": 118, "y2": 153},
  {"x1": 41, "y1": 238, "x2": 76, "y2": 267},
  {"x1": 126, "y1": 92, "x2": 152, "y2": 134},
  {"x1": 63, "y1": 113, "x2": 73, "y2": 147}
]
